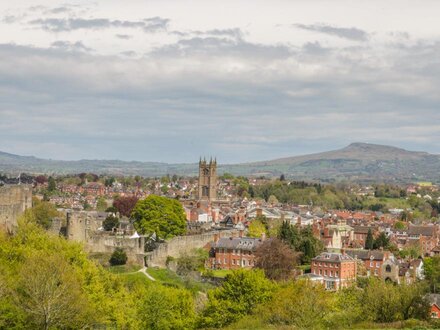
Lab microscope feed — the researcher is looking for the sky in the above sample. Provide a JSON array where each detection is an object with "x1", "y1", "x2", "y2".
[{"x1": 0, "y1": 0, "x2": 439, "y2": 163}]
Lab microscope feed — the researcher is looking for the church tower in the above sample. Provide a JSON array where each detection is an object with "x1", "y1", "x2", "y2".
[{"x1": 198, "y1": 158, "x2": 217, "y2": 201}]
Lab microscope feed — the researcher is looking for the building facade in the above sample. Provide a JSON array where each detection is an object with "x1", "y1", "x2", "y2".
[{"x1": 311, "y1": 251, "x2": 357, "y2": 290}]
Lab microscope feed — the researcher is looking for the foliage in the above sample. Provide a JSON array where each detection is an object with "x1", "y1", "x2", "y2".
[
  {"x1": 109, "y1": 248, "x2": 127, "y2": 266},
  {"x1": 25, "y1": 197, "x2": 60, "y2": 229},
  {"x1": 278, "y1": 221, "x2": 323, "y2": 264},
  {"x1": 131, "y1": 195, "x2": 187, "y2": 239},
  {"x1": 362, "y1": 279, "x2": 430, "y2": 323},
  {"x1": 259, "y1": 279, "x2": 334, "y2": 329},
  {"x1": 424, "y1": 256, "x2": 440, "y2": 293},
  {"x1": 96, "y1": 197, "x2": 108, "y2": 211},
  {"x1": 135, "y1": 284, "x2": 196, "y2": 330},
  {"x1": 47, "y1": 176, "x2": 56, "y2": 192},
  {"x1": 365, "y1": 228, "x2": 374, "y2": 250},
  {"x1": 373, "y1": 232, "x2": 390, "y2": 249},
  {"x1": 176, "y1": 248, "x2": 208, "y2": 276},
  {"x1": 198, "y1": 269, "x2": 274, "y2": 328},
  {"x1": 113, "y1": 196, "x2": 139, "y2": 217},
  {"x1": 103, "y1": 214, "x2": 119, "y2": 231},
  {"x1": 254, "y1": 238, "x2": 299, "y2": 281},
  {"x1": 248, "y1": 219, "x2": 267, "y2": 238}
]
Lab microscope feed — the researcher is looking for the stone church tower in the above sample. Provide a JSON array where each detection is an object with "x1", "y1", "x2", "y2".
[{"x1": 198, "y1": 158, "x2": 217, "y2": 201}]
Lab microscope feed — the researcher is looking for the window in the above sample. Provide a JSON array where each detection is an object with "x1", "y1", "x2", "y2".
[
  {"x1": 224, "y1": 258, "x2": 226, "y2": 264},
  {"x1": 330, "y1": 271, "x2": 333, "y2": 277},
  {"x1": 324, "y1": 270, "x2": 327, "y2": 276},
  {"x1": 336, "y1": 271, "x2": 339, "y2": 277},
  {"x1": 386, "y1": 265, "x2": 392, "y2": 273},
  {"x1": 370, "y1": 261, "x2": 373, "y2": 267},
  {"x1": 376, "y1": 262, "x2": 380, "y2": 268},
  {"x1": 232, "y1": 259, "x2": 235, "y2": 265},
  {"x1": 218, "y1": 259, "x2": 221, "y2": 264},
  {"x1": 374, "y1": 269, "x2": 378, "y2": 276},
  {"x1": 319, "y1": 269, "x2": 322, "y2": 275}
]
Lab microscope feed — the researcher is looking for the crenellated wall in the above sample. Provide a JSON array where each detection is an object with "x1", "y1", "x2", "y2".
[{"x1": 145, "y1": 229, "x2": 238, "y2": 267}]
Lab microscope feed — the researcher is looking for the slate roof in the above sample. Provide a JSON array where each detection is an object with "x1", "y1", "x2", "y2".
[
  {"x1": 346, "y1": 249, "x2": 387, "y2": 261},
  {"x1": 408, "y1": 225, "x2": 436, "y2": 237},
  {"x1": 313, "y1": 252, "x2": 355, "y2": 263},
  {"x1": 427, "y1": 294, "x2": 440, "y2": 307},
  {"x1": 213, "y1": 237, "x2": 264, "y2": 251}
]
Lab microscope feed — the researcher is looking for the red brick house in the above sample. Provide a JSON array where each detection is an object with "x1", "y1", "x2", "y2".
[
  {"x1": 346, "y1": 249, "x2": 392, "y2": 277},
  {"x1": 208, "y1": 233, "x2": 265, "y2": 270},
  {"x1": 427, "y1": 294, "x2": 440, "y2": 318},
  {"x1": 311, "y1": 251, "x2": 357, "y2": 290}
]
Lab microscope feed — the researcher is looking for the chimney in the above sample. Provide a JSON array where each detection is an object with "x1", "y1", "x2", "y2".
[
  {"x1": 341, "y1": 248, "x2": 346, "y2": 256},
  {"x1": 239, "y1": 229, "x2": 244, "y2": 238},
  {"x1": 256, "y1": 208, "x2": 262, "y2": 217},
  {"x1": 261, "y1": 232, "x2": 266, "y2": 241},
  {"x1": 214, "y1": 233, "x2": 220, "y2": 243}
]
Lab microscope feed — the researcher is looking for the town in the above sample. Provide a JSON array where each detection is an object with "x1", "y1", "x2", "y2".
[{"x1": 1, "y1": 157, "x2": 440, "y2": 329}]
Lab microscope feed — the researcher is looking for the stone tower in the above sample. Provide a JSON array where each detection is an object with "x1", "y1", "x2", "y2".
[{"x1": 198, "y1": 158, "x2": 217, "y2": 201}]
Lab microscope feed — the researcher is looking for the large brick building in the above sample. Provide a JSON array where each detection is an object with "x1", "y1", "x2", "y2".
[
  {"x1": 311, "y1": 251, "x2": 357, "y2": 290},
  {"x1": 208, "y1": 233, "x2": 264, "y2": 270}
]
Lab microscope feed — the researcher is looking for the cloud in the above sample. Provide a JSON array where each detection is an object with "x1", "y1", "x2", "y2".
[
  {"x1": 51, "y1": 40, "x2": 92, "y2": 52},
  {"x1": 294, "y1": 23, "x2": 368, "y2": 41},
  {"x1": 115, "y1": 34, "x2": 132, "y2": 40},
  {"x1": 28, "y1": 17, "x2": 169, "y2": 33}
]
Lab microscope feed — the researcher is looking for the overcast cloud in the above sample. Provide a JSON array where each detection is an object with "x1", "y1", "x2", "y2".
[{"x1": 0, "y1": 0, "x2": 439, "y2": 163}]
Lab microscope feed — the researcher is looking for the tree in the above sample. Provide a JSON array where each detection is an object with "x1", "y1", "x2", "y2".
[
  {"x1": 109, "y1": 248, "x2": 127, "y2": 266},
  {"x1": 176, "y1": 248, "x2": 208, "y2": 276},
  {"x1": 26, "y1": 198, "x2": 60, "y2": 229},
  {"x1": 254, "y1": 238, "x2": 299, "y2": 281},
  {"x1": 131, "y1": 195, "x2": 186, "y2": 239},
  {"x1": 47, "y1": 176, "x2": 56, "y2": 192},
  {"x1": 373, "y1": 232, "x2": 390, "y2": 249},
  {"x1": 278, "y1": 221, "x2": 323, "y2": 264},
  {"x1": 137, "y1": 284, "x2": 195, "y2": 330},
  {"x1": 365, "y1": 228, "x2": 374, "y2": 250},
  {"x1": 248, "y1": 220, "x2": 267, "y2": 238},
  {"x1": 103, "y1": 214, "x2": 119, "y2": 231},
  {"x1": 260, "y1": 280, "x2": 334, "y2": 329},
  {"x1": 424, "y1": 256, "x2": 440, "y2": 293},
  {"x1": 96, "y1": 197, "x2": 108, "y2": 211},
  {"x1": 17, "y1": 253, "x2": 92, "y2": 329},
  {"x1": 267, "y1": 195, "x2": 279, "y2": 205},
  {"x1": 113, "y1": 196, "x2": 139, "y2": 217},
  {"x1": 198, "y1": 269, "x2": 274, "y2": 328}
]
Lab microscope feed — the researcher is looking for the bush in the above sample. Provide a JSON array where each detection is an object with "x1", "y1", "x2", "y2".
[{"x1": 109, "y1": 248, "x2": 127, "y2": 266}]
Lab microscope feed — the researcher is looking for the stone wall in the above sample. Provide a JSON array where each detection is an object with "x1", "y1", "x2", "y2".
[
  {"x1": 145, "y1": 229, "x2": 238, "y2": 267},
  {"x1": 85, "y1": 233, "x2": 145, "y2": 264},
  {"x1": 0, "y1": 185, "x2": 32, "y2": 232}
]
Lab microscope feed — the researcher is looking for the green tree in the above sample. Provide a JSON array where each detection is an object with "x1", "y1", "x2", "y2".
[
  {"x1": 176, "y1": 248, "x2": 208, "y2": 276},
  {"x1": 373, "y1": 232, "x2": 390, "y2": 249},
  {"x1": 424, "y1": 256, "x2": 440, "y2": 293},
  {"x1": 103, "y1": 214, "x2": 119, "y2": 231},
  {"x1": 136, "y1": 284, "x2": 195, "y2": 330},
  {"x1": 47, "y1": 176, "x2": 56, "y2": 192},
  {"x1": 131, "y1": 195, "x2": 187, "y2": 239},
  {"x1": 198, "y1": 269, "x2": 274, "y2": 328},
  {"x1": 96, "y1": 197, "x2": 108, "y2": 211},
  {"x1": 27, "y1": 198, "x2": 60, "y2": 229},
  {"x1": 365, "y1": 228, "x2": 374, "y2": 250},
  {"x1": 260, "y1": 279, "x2": 334, "y2": 329},
  {"x1": 16, "y1": 252, "x2": 92, "y2": 330},
  {"x1": 109, "y1": 248, "x2": 127, "y2": 266},
  {"x1": 248, "y1": 220, "x2": 267, "y2": 238}
]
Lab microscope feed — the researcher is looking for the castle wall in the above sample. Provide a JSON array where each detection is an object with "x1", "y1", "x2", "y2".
[
  {"x1": 145, "y1": 229, "x2": 237, "y2": 267},
  {"x1": 0, "y1": 185, "x2": 32, "y2": 232}
]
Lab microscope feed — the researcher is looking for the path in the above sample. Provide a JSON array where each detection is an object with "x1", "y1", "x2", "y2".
[{"x1": 138, "y1": 267, "x2": 156, "y2": 281}]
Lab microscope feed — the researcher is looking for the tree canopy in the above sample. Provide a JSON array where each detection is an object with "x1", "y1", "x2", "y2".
[{"x1": 131, "y1": 195, "x2": 187, "y2": 239}]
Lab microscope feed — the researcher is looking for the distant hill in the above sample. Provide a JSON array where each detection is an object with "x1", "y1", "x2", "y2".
[{"x1": 1, "y1": 143, "x2": 439, "y2": 183}]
